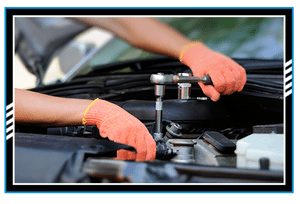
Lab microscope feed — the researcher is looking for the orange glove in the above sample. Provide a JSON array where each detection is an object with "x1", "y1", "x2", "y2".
[
  {"x1": 82, "y1": 99, "x2": 156, "y2": 161},
  {"x1": 180, "y1": 42, "x2": 246, "y2": 101}
]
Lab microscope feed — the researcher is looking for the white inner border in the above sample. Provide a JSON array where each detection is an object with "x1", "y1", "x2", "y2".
[{"x1": 11, "y1": 15, "x2": 287, "y2": 186}]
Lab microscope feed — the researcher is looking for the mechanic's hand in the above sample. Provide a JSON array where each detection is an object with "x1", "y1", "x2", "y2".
[
  {"x1": 180, "y1": 42, "x2": 246, "y2": 101},
  {"x1": 82, "y1": 99, "x2": 156, "y2": 161}
]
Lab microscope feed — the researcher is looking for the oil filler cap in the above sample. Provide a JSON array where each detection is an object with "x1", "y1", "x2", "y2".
[{"x1": 203, "y1": 131, "x2": 236, "y2": 154}]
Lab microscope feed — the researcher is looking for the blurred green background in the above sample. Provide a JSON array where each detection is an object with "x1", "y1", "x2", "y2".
[{"x1": 88, "y1": 17, "x2": 283, "y2": 68}]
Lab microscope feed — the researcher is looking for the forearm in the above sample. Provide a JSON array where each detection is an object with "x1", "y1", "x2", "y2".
[
  {"x1": 15, "y1": 89, "x2": 92, "y2": 127},
  {"x1": 15, "y1": 89, "x2": 156, "y2": 161},
  {"x1": 71, "y1": 17, "x2": 192, "y2": 59}
]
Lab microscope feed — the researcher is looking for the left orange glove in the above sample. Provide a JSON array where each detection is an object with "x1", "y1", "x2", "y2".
[
  {"x1": 82, "y1": 99, "x2": 156, "y2": 162},
  {"x1": 180, "y1": 42, "x2": 247, "y2": 101}
]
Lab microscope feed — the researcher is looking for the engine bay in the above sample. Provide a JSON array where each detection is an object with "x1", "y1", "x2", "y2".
[{"x1": 14, "y1": 57, "x2": 285, "y2": 183}]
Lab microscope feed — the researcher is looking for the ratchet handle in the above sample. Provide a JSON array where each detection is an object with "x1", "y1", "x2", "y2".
[
  {"x1": 202, "y1": 75, "x2": 213, "y2": 86},
  {"x1": 150, "y1": 73, "x2": 214, "y2": 85}
]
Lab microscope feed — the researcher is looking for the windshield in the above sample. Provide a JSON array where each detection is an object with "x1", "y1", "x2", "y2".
[{"x1": 39, "y1": 17, "x2": 283, "y2": 85}]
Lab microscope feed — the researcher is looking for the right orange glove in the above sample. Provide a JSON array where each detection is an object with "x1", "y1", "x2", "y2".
[
  {"x1": 82, "y1": 99, "x2": 156, "y2": 162},
  {"x1": 180, "y1": 42, "x2": 247, "y2": 101}
]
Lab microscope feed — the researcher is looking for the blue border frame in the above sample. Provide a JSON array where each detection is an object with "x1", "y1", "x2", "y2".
[
  {"x1": 291, "y1": 7, "x2": 294, "y2": 194},
  {"x1": 2, "y1": 5, "x2": 6, "y2": 193},
  {"x1": 2, "y1": 6, "x2": 294, "y2": 196},
  {"x1": 2, "y1": 7, "x2": 295, "y2": 9}
]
